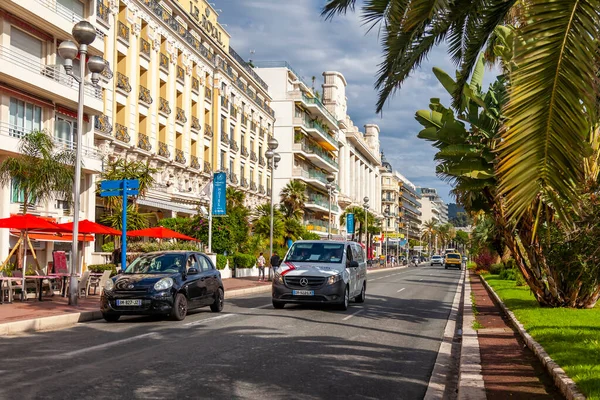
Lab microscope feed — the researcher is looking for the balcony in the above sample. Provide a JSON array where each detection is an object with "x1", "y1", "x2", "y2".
[
  {"x1": 0, "y1": 45, "x2": 103, "y2": 113},
  {"x1": 230, "y1": 105, "x2": 237, "y2": 119},
  {"x1": 250, "y1": 151, "x2": 258, "y2": 163},
  {"x1": 159, "y1": 53, "x2": 169, "y2": 72},
  {"x1": 306, "y1": 194, "x2": 339, "y2": 213},
  {"x1": 259, "y1": 184, "x2": 266, "y2": 195},
  {"x1": 241, "y1": 178, "x2": 249, "y2": 188},
  {"x1": 229, "y1": 173, "x2": 238, "y2": 185},
  {"x1": 267, "y1": 188, "x2": 272, "y2": 196},
  {"x1": 138, "y1": 133, "x2": 152, "y2": 152},
  {"x1": 293, "y1": 138, "x2": 339, "y2": 171},
  {"x1": 116, "y1": 72, "x2": 132, "y2": 94},
  {"x1": 139, "y1": 85, "x2": 152, "y2": 105},
  {"x1": 204, "y1": 124, "x2": 213, "y2": 138},
  {"x1": 401, "y1": 201, "x2": 422, "y2": 216},
  {"x1": 140, "y1": 38, "x2": 151, "y2": 58},
  {"x1": 158, "y1": 141, "x2": 170, "y2": 158},
  {"x1": 221, "y1": 131, "x2": 229, "y2": 145},
  {"x1": 221, "y1": 97, "x2": 229, "y2": 109},
  {"x1": 250, "y1": 121, "x2": 257, "y2": 132},
  {"x1": 96, "y1": 1, "x2": 110, "y2": 24},
  {"x1": 176, "y1": 66, "x2": 185, "y2": 82},
  {"x1": 176, "y1": 107, "x2": 187, "y2": 124},
  {"x1": 159, "y1": 97, "x2": 171, "y2": 115},
  {"x1": 191, "y1": 116, "x2": 201, "y2": 132},
  {"x1": 190, "y1": 155, "x2": 201, "y2": 170},
  {"x1": 205, "y1": 87, "x2": 212, "y2": 101},
  {"x1": 293, "y1": 168, "x2": 329, "y2": 188},
  {"x1": 204, "y1": 161, "x2": 211, "y2": 174},
  {"x1": 94, "y1": 115, "x2": 112, "y2": 137},
  {"x1": 241, "y1": 146, "x2": 249, "y2": 158},
  {"x1": 250, "y1": 181, "x2": 257, "y2": 191},
  {"x1": 259, "y1": 127, "x2": 266, "y2": 139},
  {"x1": 117, "y1": 21, "x2": 129, "y2": 45},
  {"x1": 259, "y1": 156, "x2": 266, "y2": 166},
  {"x1": 294, "y1": 117, "x2": 338, "y2": 150},
  {"x1": 289, "y1": 91, "x2": 338, "y2": 127},
  {"x1": 241, "y1": 114, "x2": 248, "y2": 125},
  {"x1": 175, "y1": 149, "x2": 186, "y2": 165},
  {"x1": 115, "y1": 123, "x2": 130, "y2": 143},
  {"x1": 192, "y1": 77, "x2": 200, "y2": 93},
  {"x1": 305, "y1": 219, "x2": 339, "y2": 235},
  {"x1": 230, "y1": 140, "x2": 239, "y2": 152}
]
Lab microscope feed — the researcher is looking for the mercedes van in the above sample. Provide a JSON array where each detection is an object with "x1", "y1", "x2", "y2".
[{"x1": 272, "y1": 240, "x2": 367, "y2": 311}]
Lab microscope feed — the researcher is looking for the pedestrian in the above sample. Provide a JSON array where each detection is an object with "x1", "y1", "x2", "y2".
[
  {"x1": 270, "y1": 251, "x2": 281, "y2": 280},
  {"x1": 257, "y1": 252, "x2": 266, "y2": 281},
  {"x1": 111, "y1": 246, "x2": 122, "y2": 272}
]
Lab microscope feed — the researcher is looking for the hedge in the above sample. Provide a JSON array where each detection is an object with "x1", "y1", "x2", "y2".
[
  {"x1": 87, "y1": 264, "x2": 118, "y2": 277},
  {"x1": 233, "y1": 253, "x2": 256, "y2": 268}
]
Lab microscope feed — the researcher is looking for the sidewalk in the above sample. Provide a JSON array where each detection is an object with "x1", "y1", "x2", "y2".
[{"x1": 468, "y1": 270, "x2": 563, "y2": 399}]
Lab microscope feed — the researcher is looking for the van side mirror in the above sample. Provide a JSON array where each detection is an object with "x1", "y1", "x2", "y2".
[{"x1": 349, "y1": 261, "x2": 359, "y2": 268}]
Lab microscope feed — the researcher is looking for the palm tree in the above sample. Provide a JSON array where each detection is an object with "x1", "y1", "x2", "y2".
[
  {"x1": 422, "y1": 219, "x2": 438, "y2": 253},
  {"x1": 323, "y1": 1, "x2": 600, "y2": 224},
  {"x1": 252, "y1": 204, "x2": 285, "y2": 246},
  {"x1": 280, "y1": 180, "x2": 307, "y2": 219},
  {"x1": 226, "y1": 187, "x2": 246, "y2": 210},
  {"x1": 0, "y1": 130, "x2": 75, "y2": 267}
]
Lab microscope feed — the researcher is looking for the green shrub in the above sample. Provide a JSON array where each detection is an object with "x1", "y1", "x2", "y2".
[
  {"x1": 233, "y1": 253, "x2": 255, "y2": 268},
  {"x1": 515, "y1": 269, "x2": 526, "y2": 286},
  {"x1": 499, "y1": 268, "x2": 516, "y2": 281},
  {"x1": 87, "y1": 264, "x2": 118, "y2": 277},
  {"x1": 489, "y1": 263, "x2": 505, "y2": 275},
  {"x1": 216, "y1": 254, "x2": 228, "y2": 270},
  {"x1": 101, "y1": 242, "x2": 115, "y2": 252},
  {"x1": 466, "y1": 261, "x2": 477, "y2": 270}
]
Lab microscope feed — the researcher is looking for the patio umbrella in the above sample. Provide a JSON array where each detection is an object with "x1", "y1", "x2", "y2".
[
  {"x1": 56, "y1": 219, "x2": 121, "y2": 236},
  {"x1": 126, "y1": 226, "x2": 198, "y2": 241},
  {"x1": 0, "y1": 214, "x2": 69, "y2": 300}
]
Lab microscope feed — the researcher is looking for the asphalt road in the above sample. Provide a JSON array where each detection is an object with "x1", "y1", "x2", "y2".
[{"x1": 0, "y1": 264, "x2": 462, "y2": 400}]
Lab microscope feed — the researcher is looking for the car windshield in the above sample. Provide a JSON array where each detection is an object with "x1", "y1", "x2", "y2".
[
  {"x1": 285, "y1": 243, "x2": 345, "y2": 263},
  {"x1": 124, "y1": 253, "x2": 186, "y2": 274},
  {"x1": 432, "y1": 256, "x2": 442, "y2": 259},
  {"x1": 446, "y1": 254, "x2": 461, "y2": 259}
]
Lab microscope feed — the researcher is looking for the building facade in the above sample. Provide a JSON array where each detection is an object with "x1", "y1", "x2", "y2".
[
  {"x1": 418, "y1": 187, "x2": 448, "y2": 225},
  {"x1": 419, "y1": 195, "x2": 440, "y2": 226},
  {"x1": 396, "y1": 172, "x2": 422, "y2": 240},
  {"x1": 96, "y1": 0, "x2": 275, "y2": 224}
]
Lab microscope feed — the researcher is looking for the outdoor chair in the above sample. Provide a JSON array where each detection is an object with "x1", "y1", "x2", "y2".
[
  {"x1": 89, "y1": 270, "x2": 110, "y2": 295},
  {"x1": 77, "y1": 271, "x2": 91, "y2": 298},
  {"x1": 35, "y1": 270, "x2": 55, "y2": 297},
  {"x1": 1, "y1": 271, "x2": 13, "y2": 303},
  {"x1": 12, "y1": 271, "x2": 37, "y2": 300}
]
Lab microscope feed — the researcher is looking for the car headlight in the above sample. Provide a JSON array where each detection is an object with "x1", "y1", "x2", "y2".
[
  {"x1": 274, "y1": 273, "x2": 284, "y2": 284},
  {"x1": 327, "y1": 274, "x2": 342, "y2": 285},
  {"x1": 154, "y1": 277, "x2": 174, "y2": 291},
  {"x1": 104, "y1": 279, "x2": 114, "y2": 291}
]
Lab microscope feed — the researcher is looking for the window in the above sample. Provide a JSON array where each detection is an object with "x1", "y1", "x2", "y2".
[
  {"x1": 294, "y1": 107, "x2": 302, "y2": 118},
  {"x1": 55, "y1": 116, "x2": 78, "y2": 147},
  {"x1": 220, "y1": 150, "x2": 226, "y2": 170},
  {"x1": 285, "y1": 242, "x2": 345, "y2": 264},
  {"x1": 230, "y1": 125, "x2": 235, "y2": 141},
  {"x1": 55, "y1": 198, "x2": 70, "y2": 210},
  {"x1": 9, "y1": 98, "x2": 42, "y2": 137},
  {"x1": 57, "y1": 0, "x2": 84, "y2": 20},
  {"x1": 220, "y1": 116, "x2": 226, "y2": 133},
  {"x1": 241, "y1": 134, "x2": 245, "y2": 146},
  {"x1": 240, "y1": 164, "x2": 245, "y2": 180},
  {"x1": 10, "y1": 28, "x2": 42, "y2": 61},
  {"x1": 229, "y1": 159, "x2": 234, "y2": 174},
  {"x1": 186, "y1": 255, "x2": 199, "y2": 272},
  {"x1": 198, "y1": 255, "x2": 211, "y2": 272},
  {"x1": 10, "y1": 179, "x2": 35, "y2": 204},
  {"x1": 250, "y1": 139, "x2": 254, "y2": 152}
]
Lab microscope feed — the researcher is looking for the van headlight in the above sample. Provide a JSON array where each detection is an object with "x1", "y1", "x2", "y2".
[
  {"x1": 327, "y1": 274, "x2": 342, "y2": 285},
  {"x1": 154, "y1": 277, "x2": 174, "y2": 291},
  {"x1": 274, "y1": 273, "x2": 284, "y2": 284},
  {"x1": 104, "y1": 279, "x2": 114, "y2": 292}
]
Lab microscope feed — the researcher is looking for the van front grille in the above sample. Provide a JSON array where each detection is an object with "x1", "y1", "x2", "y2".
[{"x1": 284, "y1": 276, "x2": 326, "y2": 289}]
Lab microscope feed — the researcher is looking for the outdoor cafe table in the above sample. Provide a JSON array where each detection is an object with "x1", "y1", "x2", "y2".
[
  {"x1": 0, "y1": 277, "x2": 22, "y2": 304},
  {"x1": 24, "y1": 275, "x2": 58, "y2": 302},
  {"x1": 49, "y1": 272, "x2": 103, "y2": 297}
]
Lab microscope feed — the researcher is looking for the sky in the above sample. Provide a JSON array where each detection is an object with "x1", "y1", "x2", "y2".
[{"x1": 215, "y1": 0, "x2": 497, "y2": 203}]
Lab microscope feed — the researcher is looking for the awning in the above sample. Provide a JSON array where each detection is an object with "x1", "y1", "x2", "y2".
[
  {"x1": 137, "y1": 198, "x2": 199, "y2": 215},
  {"x1": 9, "y1": 231, "x2": 94, "y2": 242}
]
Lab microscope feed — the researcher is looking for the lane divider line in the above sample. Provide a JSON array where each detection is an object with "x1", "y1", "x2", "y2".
[
  {"x1": 185, "y1": 313, "x2": 236, "y2": 327},
  {"x1": 55, "y1": 332, "x2": 159, "y2": 358},
  {"x1": 342, "y1": 308, "x2": 364, "y2": 321},
  {"x1": 397, "y1": 288, "x2": 405, "y2": 293}
]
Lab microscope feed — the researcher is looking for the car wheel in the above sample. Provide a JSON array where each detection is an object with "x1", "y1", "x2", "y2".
[
  {"x1": 445, "y1": 265, "x2": 448, "y2": 269},
  {"x1": 354, "y1": 282, "x2": 366, "y2": 303},
  {"x1": 170, "y1": 293, "x2": 188, "y2": 321},
  {"x1": 102, "y1": 313, "x2": 120, "y2": 322},
  {"x1": 272, "y1": 300, "x2": 285, "y2": 309},
  {"x1": 338, "y1": 285, "x2": 350, "y2": 311},
  {"x1": 210, "y1": 288, "x2": 224, "y2": 312}
]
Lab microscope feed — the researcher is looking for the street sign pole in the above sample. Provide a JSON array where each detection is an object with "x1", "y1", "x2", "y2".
[{"x1": 121, "y1": 180, "x2": 128, "y2": 271}]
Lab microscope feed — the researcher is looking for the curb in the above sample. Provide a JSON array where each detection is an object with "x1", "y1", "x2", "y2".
[
  {"x1": 458, "y1": 271, "x2": 486, "y2": 400},
  {"x1": 424, "y1": 266, "x2": 464, "y2": 400},
  {"x1": 480, "y1": 277, "x2": 586, "y2": 400}
]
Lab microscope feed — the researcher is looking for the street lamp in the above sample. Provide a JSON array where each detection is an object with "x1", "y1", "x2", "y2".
[
  {"x1": 264, "y1": 137, "x2": 280, "y2": 278},
  {"x1": 363, "y1": 196, "x2": 369, "y2": 257},
  {"x1": 325, "y1": 174, "x2": 335, "y2": 239},
  {"x1": 396, "y1": 216, "x2": 401, "y2": 263},
  {"x1": 383, "y1": 210, "x2": 390, "y2": 266},
  {"x1": 58, "y1": 21, "x2": 105, "y2": 306}
]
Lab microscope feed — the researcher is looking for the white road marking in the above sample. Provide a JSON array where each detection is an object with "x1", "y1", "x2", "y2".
[
  {"x1": 419, "y1": 279, "x2": 423, "y2": 281},
  {"x1": 185, "y1": 313, "x2": 236, "y2": 326},
  {"x1": 397, "y1": 288, "x2": 405, "y2": 293},
  {"x1": 56, "y1": 332, "x2": 159, "y2": 358},
  {"x1": 257, "y1": 303, "x2": 273, "y2": 309},
  {"x1": 342, "y1": 308, "x2": 364, "y2": 321}
]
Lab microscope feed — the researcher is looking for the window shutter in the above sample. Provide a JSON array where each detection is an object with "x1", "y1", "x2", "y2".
[{"x1": 10, "y1": 27, "x2": 42, "y2": 61}]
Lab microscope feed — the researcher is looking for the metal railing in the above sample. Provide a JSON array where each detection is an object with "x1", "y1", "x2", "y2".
[
  {"x1": 138, "y1": 133, "x2": 152, "y2": 151},
  {"x1": 221, "y1": 131, "x2": 229, "y2": 145},
  {"x1": 36, "y1": 0, "x2": 83, "y2": 23},
  {"x1": 204, "y1": 161, "x2": 211, "y2": 174},
  {"x1": 116, "y1": 72, "x2": 131, "y2": 93},
  {"x1": 94, "y1": 115, "x2": 112, "y2": 135},
  {"x1": 114, "y1": 123, "x2": 130, "y2": 143},
  {"x1": 176, "y1": 66, "x2": 185, "y2": 82},
  {"x1": 241, "y1": 146, "x2": 249, "y2": 157},
  {"x1": 159, "y1": 53, "x2": 169, "y2": 70},
  {"x1": 293, "y1": 168, "x2": 329, "y2": 185},
  {"x1": 117, "y1": 21, "x2": 129, "y2": 43},
  {"x1": 175, "y1": 149, "x2": 186, "y2": 164},
  {"x1": 191, "y1": 116, "x2": 201, "y2": 131},
  {"x1": 205, "y1": 87, "x2": 212, "y2": 100},
  {"x1": 294, "y1": 138, "x2": 338, "y2": 169},
  {"x1": 140, "y1": 38, "x2": 151, "y2": 57},
  {"x1": 230, "y1": 139, "x2": 239, "y2": 152},
  {"x1": 192, "y1": 77, "x2": 200, "y2": 92},
  {"x1": 159, "y1": 97, "x2": 171, "y2": 115},
  {"x1": 306, "y1": 195, "x2": 339, "y2": 212},
  {"x1": 190, "y1": 155, "x2": 200, "y2": 169},
  {"x1": 176, "y1": 107, "x2": 187, "y2": 124},
  {"x1": 228, "y1": 47, "x2": 269, "y2": 91},
  {"x1": 0, "y1": 46, "x2": 102, "y2": 99},
  {"x1": 139, "y1": 84, "x2": 153, "y2": 103},
  {"x1": 96, "y1": 1, "x2": 110, "y2": 23},
  {"x1": 158, "y1": 141, "x2": 170, "y2": 158},
  {"x1": 204, "y1": 124, "x2": 213, "y2": 138}
]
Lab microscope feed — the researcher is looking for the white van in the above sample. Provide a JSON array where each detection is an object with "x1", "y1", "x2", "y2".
[{"x1": 272, "y1": 240, "x2": 367, "y2": 311}]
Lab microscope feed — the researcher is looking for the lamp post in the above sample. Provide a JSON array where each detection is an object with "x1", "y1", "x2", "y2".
[
  {"x1": 384, "y1": 211, "x2": 390, "y2": 266},
  {"x1": 325, "y1": 174, "x2": 335, "y2": 239},
  {"x1": 58, "y1": 21, "x2": 105, "y2": 306},
  {"x1": 363, "y1": 196, "x2": 369, "y2": 257},
  {"x1": 396, "y1": 216, "x2": 401, "y2": 264},
  {"x1": 264, "y1": 137, "x2": 280, "y2": 279},
  {"x1": 406, "y1": 221, "x2": 410, "y2": 262}
]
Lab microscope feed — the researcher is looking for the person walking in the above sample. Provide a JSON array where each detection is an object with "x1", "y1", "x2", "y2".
[
  {"x1": 257, "y1": 252, "x2": 266, "y2": 281},
  {"x1": 269, "y1": 252, "x2": 281, "y2": 281}
]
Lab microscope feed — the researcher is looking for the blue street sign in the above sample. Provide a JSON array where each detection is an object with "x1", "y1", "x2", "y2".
[
  {"x1": 212, "y1": 172, "x2": 227, "y2": 216},
  {"x1": 347, "y1": 213, "x2": 355, "y2": 234}
]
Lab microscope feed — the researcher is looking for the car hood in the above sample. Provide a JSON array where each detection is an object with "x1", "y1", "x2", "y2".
[
  {"x1": 279, "y1": 262, "x2": 345, "y2": 277},
  {"x1": 114, "y1": 273, "x2": 175, "y2": 290}
]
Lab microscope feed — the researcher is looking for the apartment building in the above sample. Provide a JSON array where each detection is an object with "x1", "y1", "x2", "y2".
[
  {"x1": 380, "y1": 153, "x2": 400, "y2": 235},
  {"x1": 419, "y1": 195, "x2": 441, "y2": 226},
  {"x1": 396, "y1": 172, "x2": 422, "y2": 240},
  {"x1": 418, "y1": 187, "x2": 448, "y2": 224},
  {"x1": 96, "y1": 0, "x2": 275, "y2": 220},
  {"x1": 0, "y1": 0, "x2": 104, "y2": 266},
  {"x1": 254, "y1": 62, "x2": 341, "y2": 237}
]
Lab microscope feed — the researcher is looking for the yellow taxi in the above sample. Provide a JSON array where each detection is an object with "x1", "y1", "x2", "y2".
[{"x1": 444, "y1": 253, "x2": 462, "y2": 270}]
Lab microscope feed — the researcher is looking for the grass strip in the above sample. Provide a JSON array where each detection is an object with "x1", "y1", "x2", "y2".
[{"x1": 483, "y1": 275, "x2": 600, "y2": 400}]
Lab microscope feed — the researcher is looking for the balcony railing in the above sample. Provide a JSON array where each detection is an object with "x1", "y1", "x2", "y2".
[
  {"x1": 204, "y1": 161, "x2": 211, "y2": 174},
  {"x1": 305, "y1": 218, "x2": 339, "y2": 234},
  {"x1": 205, "y1": 87, "x2": 212, "y2": 101},
  {"x1": 115, "y1": 123, "x2": 130, "y2": 143},
  {"x1": 240, "y1": 177, "x2": 249, "y2": 188},
  {"x1": 241, "y1": 114, "x2": 248, "y2": 125},
  {"x1": 294, "y1": 138, "x2": 339, "y2": 169},
  {"x1": 176, "y1": 66, "x2": 185, "y2": 82},
  {"x1": 116, "y1": 72, "x2": 132, "y2": 93},
  {"x1": 0, "y1": 45, "x2": 102, "y2": 99},
  {"x1": 159, "y1": 53, "x2": 169, "y2": 71},
  {"x1": 221, "y1": 97, "x2": 229, "y2": 109},
  {"x1": 229, "y1": 173, "x2": 238, "y2": 185},
  {"x1": 293, "y1": 168, "x2": 329, "y2": 185},
  {"x1": 228, "y1": 47, "x2": 269, "y2": 91},
  {"x1": 250, "y1": 181, "x2": 257, "y2": 191},
  {"x1": 138, "y1": 133, "x2": 152, "y2": 151},
  {"x1": 300, "y1": 92, "x2": 338, "y2": 125},
  {"x1": 259, "y1": 184, "x2": 266, "y2": 195},
  {"x1": 230, "y1": 140, "x2": 239, "y2": 152},
  {"x1": 260, "y1": 127, "x2": 266, "y2": 139},
  {"x1": 298, "y1": 116, "x2": 336, "y2": 145},
  {"x1": 140, "y1": 38, "x2": 151, "y2": 57},
  {"x1": 94, "y1": 115, "x2": 112, "y2": 135},
  {"x1": 192, "y1": 77, "x2": 200, "y2": 92},
  {"x1": 158, "y1": 141, "x2": 170, "y2": 158},
  {"x1": 204, "y1": 124, "x2": 213, "y2": 138},
  {"x1": 139, "y1": 85, "x2": 152, "y2": 104},
  {"x1": 159, "y1": 97, "x2": 171, "y2": 115},
  {"x1": 250, "y1": 121, "x2": 257, "y2": 132},
  {"x1": 191, "y1": 116, "x2": 201, "y2": 131},
  {"x1": 259, "y1": 156, "x2": 266, "y2": 166},
  {"x1": 241, "y1": 146, "x2": 249, "y2": 157},
  {"x1": 306, "y1": 194, "x2": 339, "y2": 212},
  {"x1": 250, "y1": 151, "x2": 257, "y2": 162},
  {"x1": 175, "y1": 149, "x2": 186, "y2": 164},
  {"x1": 176, "y1": 107, "x2": 187, "y2": 124},
  {"x1": 267, "y1": 188, "x2": 272, "y2": 196},
  {"x1": 96, "y1": 1, "x2": 110, "y2": 23},
  {"x1": 190, "y1": 155, "x2": 201, "y2": 169},
  {"x1": 221, "y1": 131, "x2": 229, "y2": 145},
  {"x1": 117, "y1": 21, "x2": 129, "y2": 43},
  {"x1": 230, "y1": 105, "x2": 237, "y2": 118}
]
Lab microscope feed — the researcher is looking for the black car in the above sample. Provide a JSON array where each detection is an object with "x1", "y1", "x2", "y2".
[{"x1": 101, "y1": 251, "x2": 224, "y2": 322}]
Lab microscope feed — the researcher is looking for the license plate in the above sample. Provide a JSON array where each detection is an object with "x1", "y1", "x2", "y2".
[
  {"x1": 292, "y1": 290, "x2": 314, "y2": 296},
  {"x1": 116, "y1": 299, "x2": 142, "y2": 306}
]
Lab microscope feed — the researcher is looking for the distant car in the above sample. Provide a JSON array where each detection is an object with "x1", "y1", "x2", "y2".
[
  {"x1": 462, "y1": 256, "x2": 468, "y2": 262},
  {"x1": 430, "y1": 255, "x2": 443, "y2": 266},
  {"x1": 445, "y1": 253, "x2": 462, "y2": 270},
  {"x1": 101, "y1": 251, "x2": 224, "y2": 322}
]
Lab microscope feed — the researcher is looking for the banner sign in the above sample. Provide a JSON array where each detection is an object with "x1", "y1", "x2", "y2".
[
  {"x1": 346, "y1": 213, "x2": 354, "y2": 234},
  {"x1": 400, "y1": 239, "x2": 408, "y2": 247},
  {"x1": 212, "y1": 172, "x2": 227, "y2": 215}
]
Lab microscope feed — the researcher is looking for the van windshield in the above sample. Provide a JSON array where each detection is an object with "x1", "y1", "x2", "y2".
[{"x1": 285, "y1": 243, "x2": 345, "y2": 264}]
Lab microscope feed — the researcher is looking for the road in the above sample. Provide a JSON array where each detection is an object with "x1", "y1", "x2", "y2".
[{"x1": 0, "y1": 264, "x2": 462, "y2": 400}]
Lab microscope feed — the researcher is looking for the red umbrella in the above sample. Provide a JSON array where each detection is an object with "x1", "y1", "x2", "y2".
[
  {"x1": 126, "y1": 226, "x2": 198, "y2": 241},
  {"x1": 0, "y1": 214, "x2": 68, "y2": 231},
  {"x1": 57, "y1": 219, "x2": 121, "y2": 235}
]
